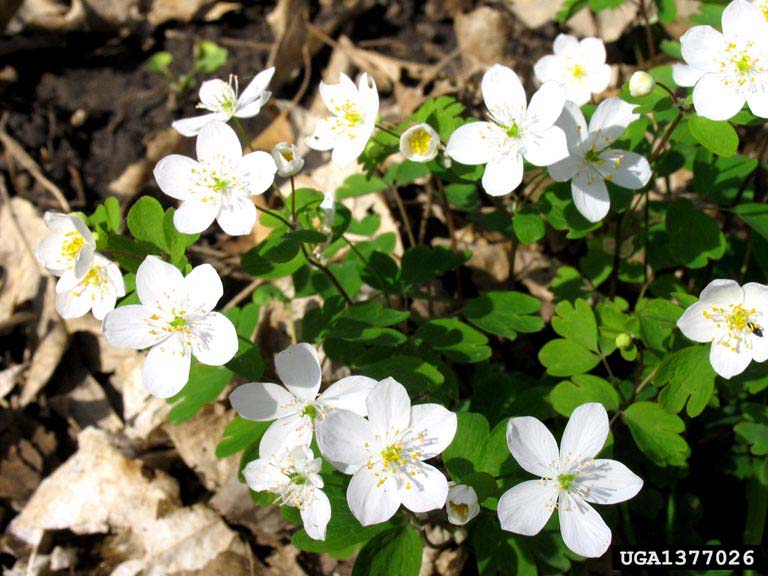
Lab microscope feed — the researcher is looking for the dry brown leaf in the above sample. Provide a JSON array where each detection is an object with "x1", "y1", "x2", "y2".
[
  {"x1": 454, "y1": 7, "x2": 514, "y2": 74},
  {"x1": 49, "y1": 369, "x2": 123, "y2": 433}
]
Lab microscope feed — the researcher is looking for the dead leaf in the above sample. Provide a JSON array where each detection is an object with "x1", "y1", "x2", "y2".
[{"x1": 454, "y1": 7, "x2": 514, "y2": 74}]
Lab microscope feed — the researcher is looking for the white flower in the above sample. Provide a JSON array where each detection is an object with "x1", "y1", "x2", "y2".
[
  {"x1": 271, "y1": 142, "x2": 304, "y2": 177},
  {"x1": 34, "y1": 212, "x2": 96, "y2": 294},
  {"x1": 498, "y1": 403, "x2": 642, "y2": 558},
  {"x1": 673, "y1": 0, "x2": 768, "y2": 121},
  {"x1": 629, "y1": 71, "x2": 656, "y2": 97},
  {"x1": 677, "y1": 279, "x2": 768, "y2": 378},
  {"x1": 316, "y1": 377, "x2": 457, "y2": 526},
  {"x1": 445, "y1": 64, "x2": 568, "y2": 197},
  {"x1": 56, "y1": 253, "x2": 125, "y2": 320},
  {"x1": 154, "y1": 121, "x2": 277, "y2": 236},
  {"x1": 102, "y1": 256, "x2": 238, "y2": 398},
  {"x1": 400, "y1": 123, "x2": 440, "y2": 162},
  {"x1": 445, "y1": 484, "x2": 480, "y2": 525},
  {"x1": 306, "y1": 72, "x2": 379, "y2": 168},
  {"x1": 243, "y1": 445, "x2": 331, "y2": 541},
  {"x1": 548, "y1": 98, "x2": 651, "y2": 222},
  {"x1": 534, "y1": 34, "x2": 612, "y2": 105},
  {"x1": 172, "y1": 68, "x2": 275, "y2": 136},
  {"x1": 752, "y1": 0, "x2": 768, "y2": 21},
  {"x1": 230, "y1": 343, "x2": 378, "y2": 458}
]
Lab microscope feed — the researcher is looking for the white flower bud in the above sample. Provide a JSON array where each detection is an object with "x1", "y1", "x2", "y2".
[
  {"x1": 445, "y1": 484, "x2": 480, "y2": 525},
  {"x1": 399, "y1": 123, "x2": 440, "y2": 163},
  {"x1": 629, "y1": 71, "x2": 655, "y2": 97},
  {"x1": 271, "y1": 142, "x2": 304, "y2": 177}
]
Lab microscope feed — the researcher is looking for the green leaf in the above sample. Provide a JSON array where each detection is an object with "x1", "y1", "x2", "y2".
[
  {"x1": 194, "y1": 40, "x2": 228, "y2": 74},
  {"x1": 384, "y1": 161, "x2": 430, "y2": 187},
  {"x1": 735, "y1": 423, "x2": 768, "y2": 455},
  {"x1": 127, "y1": 197, "x2": 167, "y2": 251},
  {"x1": 444, "y1": 183, "x2": 478, "y2": 211},
  {"x1": 163, "y1": 209, "x2": 198, "y2": 265},
  {"x1": 654, "y1": 0, "x2": 677, "y2": 22},
  {"x1": 145, "y1": 51, "x2": 173, "y2": 74},
  {"x1": 215, "y1": 416, "x2": 270, "y2": 458},
  {"x1": 688, "y1": 114, "x2": 739, "y2": 157},
  {"x1": 415, "y1": 318, "x2": 492, "y2": 363},
  {"x1": 352, "y1": 525, "x2": 422, "y2": 576},
  {"x1": 167, "y1": 364, "x2": 233, "y2": 424},
  {"x1": 336, "y1": 173, "x2": 387, "y2": 200},
  {"x1": 653, "y1": 345, "x2": 716, "y2": 417},
  {"x1": 550, "y1": 374, "x2": 620, "y2": 416},
  {"x1": 400, "y1": 246, "x2": 469, "y2": 289},
  {"x1": 104, "y1": 197, "x2": 121, "y2": 232},
  {"x1": 557, "y1": 0, "x2": 589, "y2": 22},
  {"x1": 463, "y1": 291, "x2": 544, "y2": 341},
  {"x1": 241, "y1": 232, "x2": 307, "y2": 279},
  {"x1": 443, "y1": 413, "x2": 516, "y2": 481},
  {"x1": 589, "y1": 0, "x2": 624, "y2": 10},
  {"x1": 623, "y1": 402, "x2": 690, "y2": 467},
  {"x1": 551, "y1": 299, "x2": 599, "y2": 351},
  {"x1": 539, "y1": 339, "x2": 601, "y2": 377},
  {"x1": 636, "y1": 298, "x2": 683, "y2": 352},
  {"x1": 513, "y1": 207, "x2": 546, "y2": 244},
  {"x1": 359, "y1": 355, "x2": 444, "y2": 396},
  {"x1": 735, "y1": 203, "x2": 768, "y2": 242},
  {"x1": 666, "y1": 198, "x2": 726, "y2": 268}
]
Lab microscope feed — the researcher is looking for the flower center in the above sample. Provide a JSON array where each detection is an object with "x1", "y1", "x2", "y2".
[
  {"x1": 448, "y1": 501, "x2": 469, "y2": 518},
  {"x1": 301, "y1": 404, "x2": 318, "y2": 420},
  {"x1": 558, "y1": 473, "x2": 577, "y2": 492},
  {"x1": 287, "y1": 471, "x2": 307, "y2": 485},
  {"x1": 170, "y1": 316, "x2": 187, "y2": 329},
  {"x1": 211, "y1": 176, "x2": 230, "y2": 192},
  {"x1": 280, "y1": 149, "x2": 295, "y2": 162},
  {"x1": 61, "y1": 231, "x2": 85, "y2": 260},
  {"x1": 569, "y1": 64, "x2": 586, "y2": 79},
  {"x1": 407, "y1": 128, "x2": 432, "y2": 156},
  {"x1": 585, "y1": 148, "x2": 602, "y2": 163},
  {"x1": 506, "y1": 122, "x2": 520, "y2": 138},
  {"x1": 341, "y1": 101, "x2": 363, "y2": 125},
  {"x1": 381, "y1": 443, "x2": 405, "y2": 467}
]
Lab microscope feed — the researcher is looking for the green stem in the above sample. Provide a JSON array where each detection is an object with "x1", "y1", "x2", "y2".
[
  {"x1": 650, "y1": 109, "x2": 684, "y2": 163},
  {"x1": 376, "y1": 123, "x2": 401, "y2": 139},
  {"x1": 232, "y1": 117, "x2": 253, "y2": 152},
  {"x1": 300, "y1": 243, "x2": 352, "y2": 304},
  {"x1": 259, "y1": 207, "x2": 293, "y2": 228}
]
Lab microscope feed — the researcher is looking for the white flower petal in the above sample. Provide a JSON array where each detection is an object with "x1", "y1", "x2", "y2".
[
  {"x1": 699, "y1": 279, "x2": 743, "y2": 305},
  {"x1": 588, "y1": 98, "x2": 639, "y2": 148},
  {"x1": 199, "y1": 79, "x2": 236, "y2": 111},
  {"x1": 680, "y1": 26, "x2": 723, "y2": 73},
  {"x1": 240, "y1": 151, "x2": 277, "y2": 195},
  {"x1": 722, "y1": 0, "x2": 767, "y2": 39},
  {"x1": 586, "y1": 64, "x2": 612, "y2": 95},
  {"x1": 55, "y1": 288, "x2": 93, "y2": 319},
  {"x1": 506, "y1": 416, "x2": 560, "y2": 477},
  {"x1": 243, "y1": 459, "x2": 286, "y2": 492},
  {"x1": 409, "y1": 403, "x2": 457, "y2": 459},
  {"x1": 317, "y1": 375, "x2": 378, "y2": 416},
  {"x1": 102, "y1": 305, "x2": 168, "y2": 349},
  {"x1": 482, "y1": 64, "x2": 527, "y2": 126},
  {"x1": 275, "y1": 343, "x2": 322, "y2": 401},
  {"x1": 331, "y1": 135, "x2": 368, "y2": 168},
  {"x1": 553, "y1": 33, "x2": 579, "y2": 55},
  {"x1": 676, "y1": 301, "x2": 720, "y2": 343},
  {"x1": 237, "y1": 67, "x2": 275, "y2": 110},
  {"x1": 137, "y1": 256, "x2": 185, "y2": 311},
  {"x1": 522, "y1": 126, "x2": 568, "y2": 167},
  {"x1": 229, "y1": 382, "x2": 300, "y2": 421},
  {"x1": 557, "y1": 100, "x2": 589, "y2": 149},
  {"x1": 533, "y1": 55, "x2": 565, "y2": 86},
  {"x1": 709, "y1": 340, "x2": 752, "y2": 379},
  {"x1": 301, "y1": 487, "x2": 332, "y2": 541},
  {"x1": 142, "y1": 334, "x2": 191, "y2": 398},
  {"x1": 259, "y1": 414, "x2": 313, "y2": 459},
  {"x1": 174, "y1": 198, "x2": 220, "y2": 234},
  {"x1": 315, "y1": 410, "x2": 375, "y2": 474},
  {"x1": 693, "y1": 74, "x2": 746, "y2": 121},
  {"x1": 558, "y1": 493, "x2": 612, "y2": 558},
  {"x1": 497, "y1": 479, "x2": 557, "y2": 535},
  {"x1": 196, "y1": 121, "x2": 242, "y2": 165},
  {"x1": 482, "y1": 155, "x2": 524, "y2": 197},
  {"x1": 527, "y1": 81, "x2": 566, "y2": 130},
  {"x1": 154, "y1": 155, "x2": 199, "y2": 200},
  {"x1": 579, "y1": 37, "x2": 606, "y2": 64},
  {"x1": 549, "y1": 156, "x2": 582, "y2": 183},
  {"x1": 306, "y1": 117, "x2": 341, "y2": 152},
  {"x1": 358, "y1": 73, "x2": 380, "y2": 119},
  {"x1": 367, "y1": 377, "x2": 412, "y2": 439},
  {"x1": 190, "y1": 311, "x2": 238, "y2": 366},
  {"x1": 217, "y1": 195, "x2": 257, "y2": 236},
  {"x1": 747, "y1": 92, "x2": 768, "y2": 119},
  {"x1": 182, "y1": 263, "x2": 224, "y2": 316},
  {"x1": 596, "y1": 149, "x2": 651, "y2": 190},
  {"x1": 43, "y1": 211, "x2": 75, "y2": 233},
  {"x1": 319, "y1": 73, "x2": 359, "y2": 114},
  {"x1": 572, "y1": 170, "x2": 610, "y2": 223},
  {"x1": 398, "y1": 462, "x2": 449, "y2": 513},
  {"x1": 73, "y1": 244, "x2": 95, "y2": 281},
  {"x1": 672, "y1": 63, "x2": 705, "y2": 88},
  {"x1": 172, "y1": 114, "x2": 217, "y2": 137},
  {"x1": 34, "y1": 235, "x2": 68, "y2": 275},
  {"x1": 347, "y1": 465, "x2": 401, "y2": 526},
  {"x1": 560, "y1": 403, "x2": 609, "y2": 468},
  {"x1": 578, "y1": 459, "x2": 643, "y2": 505},
  {"x1": 445, "y1": 122, "x2": 496, "y2": 166}
]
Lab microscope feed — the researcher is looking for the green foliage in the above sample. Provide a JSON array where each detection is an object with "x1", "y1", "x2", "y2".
[
  {"x1": 415, "y1": 318, "x2": 492, "y2": 363},
  {"x1": 550, "y1": 374, "x2": 621, "y2": 416},
  {"x1": 463, "y1": 291, "x2": 544, "y2": 341},
  {"x1": 688, "y1": 114, "x2": 739, "y2": 157},
  {"x1": 623, "y1": 402, "x2": 690, "y2": 467},
  {"x1": 352, "y1": 525, "x2": 423, "y2": 576},
  {"x1": 653, "y1": 345, "x2": 716, "y2": 417}
]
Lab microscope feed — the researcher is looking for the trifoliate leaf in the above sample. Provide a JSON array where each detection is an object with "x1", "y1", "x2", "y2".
[
  {"x1": 653, "y1": 345, "x2": 716, "y2": 417},
  {"x1": 463, "y1": 291, "x2": 543, "y2": 341},
  {"x1": 623, "y1": 402, "x2": 690, "y2": 467},
  {"x1": 415, "y1": 318, "x2": 491, "y2": 363},
  {"x1": 352, "y1": 525, "x2": 422, "y2": 576},
  {"x1": 735, "y1": 423, "x2": 768, "y2": 455},
  {"x1": 551, "y1": 299, "x2": 599, "y2": 351},
  {"x1": 538, "y1": 339, "x2": 601, "y2": 377},
  {"x1": 550, "y1": 374, "x2": 621, "y2": 416}
]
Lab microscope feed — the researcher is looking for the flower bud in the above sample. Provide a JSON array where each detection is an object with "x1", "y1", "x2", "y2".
[
  {"x1": 615, "y1": 333, "x2": 633, "y2": 349},
  {"x1": 399, "y1": 123, "x2": 440, "y2": 163},
  {"x1": 271, "y1": 142, "x2": 304, "y2": 177},
  {"x1": 629, "y1": 71, "x2": 655, "y2": 97},
  {"x1": 445, "y1": 484, "x2": 480, "y2": 526}
]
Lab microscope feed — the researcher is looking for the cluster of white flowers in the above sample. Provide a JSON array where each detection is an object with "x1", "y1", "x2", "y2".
[{"x1": 34, "y1": 212, "x2": 125, "y2": 321}]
